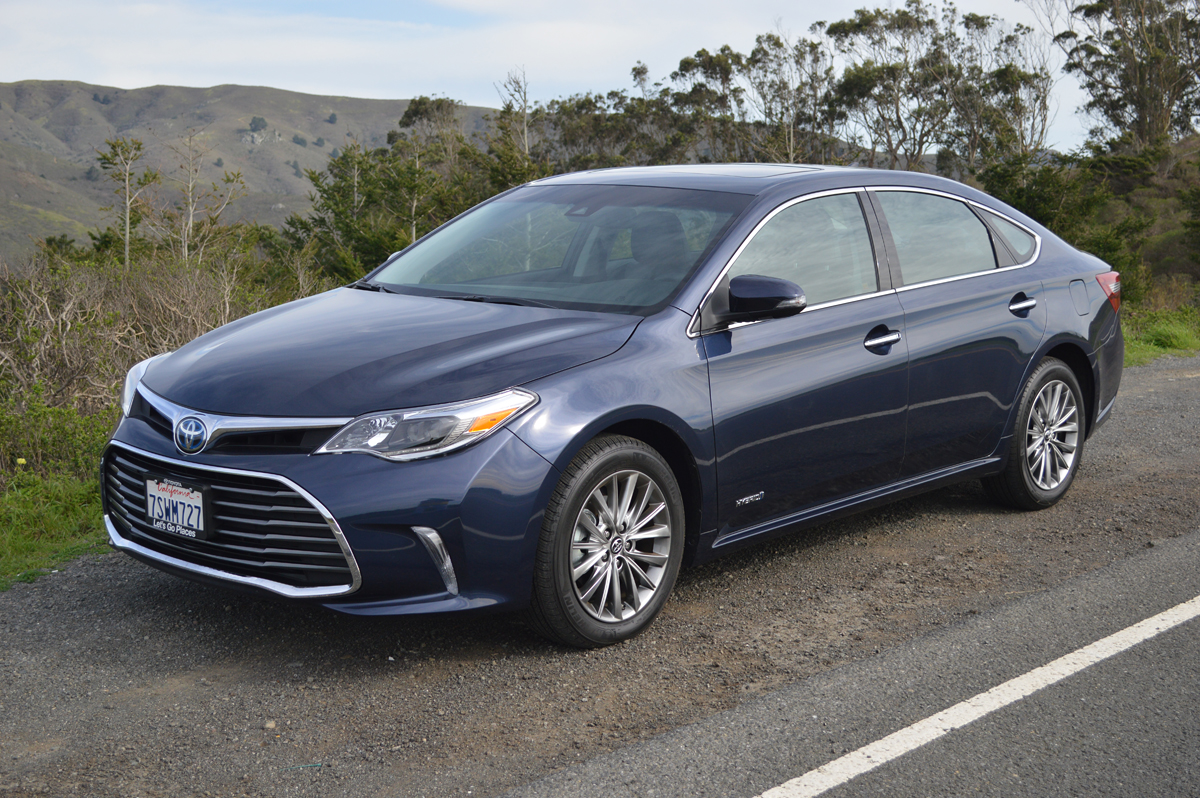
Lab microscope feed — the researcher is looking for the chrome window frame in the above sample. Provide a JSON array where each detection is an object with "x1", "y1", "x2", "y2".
[
  {"x1": 104, "y1": 440, "x2": 364, "y2": 599},
  {"x1": 868, "y1": 186, "x2": 1042, "y2": 293},
  {"x1": 687, "y1": 187, "x2": 886, "y2": 338},
  {"x1": 687, "y1": 185, "x2": 1043, "y2": 337}
]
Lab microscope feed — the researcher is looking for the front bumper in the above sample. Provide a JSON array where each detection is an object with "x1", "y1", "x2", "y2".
[{"x1": 104, "y1": 412, "x2": 559, "y2": 615}]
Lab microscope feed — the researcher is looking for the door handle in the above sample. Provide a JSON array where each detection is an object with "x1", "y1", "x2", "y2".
[
  {"x1": 864, "y1": 330, "x2": 902, "y2": 349},
  {"x1": 1009, "y1": 296, "x2": 1037, "y2": 314}
]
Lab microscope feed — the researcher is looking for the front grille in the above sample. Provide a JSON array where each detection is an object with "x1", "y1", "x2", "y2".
[
  {"x1": 103, "y1": 447, "x2": 354, "y2": 589},
  {"x1": 127, "y1": 395, "x2": 338, "y2": 455}
]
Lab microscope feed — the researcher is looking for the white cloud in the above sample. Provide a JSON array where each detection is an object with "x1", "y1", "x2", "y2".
[{"x1": 0, "y1": 0, "x2": 1091, "y2": 150}]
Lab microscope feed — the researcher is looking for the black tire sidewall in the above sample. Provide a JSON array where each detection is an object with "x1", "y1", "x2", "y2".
[
  {"x1": 545, "y1": 439, "x2": 684, "y2": 646},
  {"x1": 1013, "y1": 359, "x2": 1085, "y2": 507}
]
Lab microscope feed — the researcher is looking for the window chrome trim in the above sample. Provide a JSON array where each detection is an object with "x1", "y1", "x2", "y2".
[
  {"x1": 137, "y1": 386, "x2": 352, "y2": 455},
  {"x1": 688, "y1": 187, "x2": 883, "y2": 338},
  {"x1": 104, "y1": 440, "x2": 363, "y2": 599},
  {"x1": 866, "y1": 186, "x2": 1043, "y2": 289}
]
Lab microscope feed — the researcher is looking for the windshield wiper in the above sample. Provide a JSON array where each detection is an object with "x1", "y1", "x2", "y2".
[
  {"x1": 348, "y1": 280, "x2": 399, "y2": 294},
  {"x1": 437, "y1": 294, "x2": 557, "y2": 309}
]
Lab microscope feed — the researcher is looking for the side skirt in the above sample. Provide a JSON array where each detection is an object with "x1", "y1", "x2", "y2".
[{"x1": 698, "y1": 456, "x2": 1003, "y2": 562}]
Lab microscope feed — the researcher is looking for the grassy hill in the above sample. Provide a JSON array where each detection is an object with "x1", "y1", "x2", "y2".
[{"x1": 0, "y1": 80, "x2": 491, "y2": 263}]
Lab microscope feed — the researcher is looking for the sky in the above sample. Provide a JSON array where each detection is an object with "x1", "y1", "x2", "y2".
[{"x1": 0, "y1": 0, "x2": 1092, "y2": 152}]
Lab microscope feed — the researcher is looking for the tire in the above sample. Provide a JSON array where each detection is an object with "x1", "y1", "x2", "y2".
[
  {"x1": 528, "y1": 434, "x2": 685, "y2": 648},
  {"x1": 983, "y1": 357, "x2": 1085, "y2": 511}
]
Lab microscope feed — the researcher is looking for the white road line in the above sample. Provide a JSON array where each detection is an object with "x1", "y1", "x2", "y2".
[{"x1": 759, "y1": 593, "x2": 1200, "y2": 798}]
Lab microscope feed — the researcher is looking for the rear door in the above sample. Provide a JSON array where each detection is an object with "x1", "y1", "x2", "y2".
[
  {"x1": 702, "y1": 190, "x2": 909, "y2": 537},
  {"x1": 867, "y1": 189, "x2": 1047, "y2": 477}
]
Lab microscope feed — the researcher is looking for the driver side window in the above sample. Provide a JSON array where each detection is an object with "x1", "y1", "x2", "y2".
[{"x1": 728, "y1": 192, "x2": 878, "y2": 306}]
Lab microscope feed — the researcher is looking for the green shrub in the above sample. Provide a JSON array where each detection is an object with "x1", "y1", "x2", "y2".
[
  {"x1": 293, "y1": 134, "x2": 307, "y2": 147},
  {"x1": 1123, "y1": 306, "x2": 1200, "y2": 366},
  {"x1": 249, "y1": 116, "x2": 268, "y2": 132},
  {"x1": 1141, "y1": 317, "x2": 1200, "y2": 350},
  {"x1": 0, "y1": 470, "x2": 104, "y2": 590},
  {"x1": 0, "y1": 387, "x2": 114, "y2": 488}
]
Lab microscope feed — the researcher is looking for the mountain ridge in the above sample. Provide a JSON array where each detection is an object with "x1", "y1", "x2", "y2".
[{"x1": 0, "y1": 80, "x2": 492, "y2": 262}]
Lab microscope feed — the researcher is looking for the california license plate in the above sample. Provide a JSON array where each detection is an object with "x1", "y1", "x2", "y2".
[{"x1": 145, "y1": 476, "x2": 209, "y2": 539}]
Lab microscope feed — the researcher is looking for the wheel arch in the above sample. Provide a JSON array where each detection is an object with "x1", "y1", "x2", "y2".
[{"x1": 1043, "y1": 340, "x2": 1097, "y2": 438}]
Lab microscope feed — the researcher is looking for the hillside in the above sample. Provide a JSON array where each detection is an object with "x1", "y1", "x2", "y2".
[{"x1": 0, "y1": 81, "x2": 491, "y2": 263}]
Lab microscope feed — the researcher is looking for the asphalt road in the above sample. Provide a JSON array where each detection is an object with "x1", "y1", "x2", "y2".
[
  {"x1": 503, "y1": 527, "x2": 1200, "y2": 798},
  {"x1": 1, "y1": 353, "x2": 1198, "y2": 798}
]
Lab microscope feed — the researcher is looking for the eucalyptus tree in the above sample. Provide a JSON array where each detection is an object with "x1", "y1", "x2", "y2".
[
  {"x1": 935, "y1": 9, "x2": 1055, "y2": 175},
  {"x1": 738, "y1": 28, "x2": 846, "y2": 164},
  {"x1": 670, "y1": 46, "x2": 750, "y2": 162},
  {"x1": 1025, "y1": 0, "x2": 1200, "y2": 151},
  {"x1": 826, "y1": 0, "x2": 955, "y2": 170}
]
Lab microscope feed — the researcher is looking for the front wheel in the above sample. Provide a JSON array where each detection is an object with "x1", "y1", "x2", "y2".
[
  {"x1": 983, "y1": 357, "x2": 1085, "y2": 510},
  {"x1": 528, "y1": 435, "x2": 685, "y2": 648}
]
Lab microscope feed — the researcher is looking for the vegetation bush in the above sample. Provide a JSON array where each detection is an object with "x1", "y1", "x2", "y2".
[
  {"x1": 249, "y1": 116, "x2": 268, "y2": 132},
  {"x1": 293, "y1": 134, "x2": 307, "y2": 147},
  {"x1": 0, "y1": 469, "x2": 104, "y2": 589}
]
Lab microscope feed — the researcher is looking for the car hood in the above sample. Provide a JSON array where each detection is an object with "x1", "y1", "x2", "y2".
[{"x1": 142, "y1": 288, "x2": 640, "y2": 417}]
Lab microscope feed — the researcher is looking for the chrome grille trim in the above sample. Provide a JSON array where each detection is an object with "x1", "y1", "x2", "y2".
[
  {"x1": 103, "y1": 441, "x2": 362, "y2": 598},
  {"x1": 137, "y1": 386, "x2": 351, "y2": 455}
]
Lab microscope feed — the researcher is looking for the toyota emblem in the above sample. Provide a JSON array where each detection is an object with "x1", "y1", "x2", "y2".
[{"x1": 174, "y1": 416, "x2": 208, "y2": 455}]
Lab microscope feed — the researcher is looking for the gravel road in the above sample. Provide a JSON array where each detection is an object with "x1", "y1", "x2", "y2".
[{"x1": 2, "y1": 354, "x2": 1198, "y2": 798}]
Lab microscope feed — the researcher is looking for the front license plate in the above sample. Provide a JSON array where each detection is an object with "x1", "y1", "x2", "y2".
[{"x1": 145, "y1": 477, "x2": 209, "y2": 540}]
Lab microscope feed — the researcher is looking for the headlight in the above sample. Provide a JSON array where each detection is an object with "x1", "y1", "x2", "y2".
[
  {"x1": 315, "y1": 388, "x2": 538, "y2": 461},
  {"x1": 120, "y1": 353, "x2": 172, "y2": 417}
]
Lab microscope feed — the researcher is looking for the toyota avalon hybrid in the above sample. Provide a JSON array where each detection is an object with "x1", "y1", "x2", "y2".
[{"x1": 102, "y1": 164, "x2": 1123, "y2": 647}]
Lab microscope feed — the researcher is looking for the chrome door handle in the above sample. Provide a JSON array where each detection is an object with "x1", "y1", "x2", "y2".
[
  {"x1": 1009, "y1": 297, "x2": 1037, "y2": 313},
  {"x1": 864, "y1": 331, "x2": 902, "y2": 349}
]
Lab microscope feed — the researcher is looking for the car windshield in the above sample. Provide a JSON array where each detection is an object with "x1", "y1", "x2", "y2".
[{"x1": 369, "y1": 184, "x2": 752, "y2": 314}]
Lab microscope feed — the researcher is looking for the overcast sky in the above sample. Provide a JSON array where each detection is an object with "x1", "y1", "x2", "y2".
[{"x1": 0, "y1": 0, "x2": 1091, "y2": 151}]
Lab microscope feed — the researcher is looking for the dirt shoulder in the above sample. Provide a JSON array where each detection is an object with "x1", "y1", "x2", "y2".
[{"x1": 1, "y1": 355, "x2": 1197, "y2": 798}]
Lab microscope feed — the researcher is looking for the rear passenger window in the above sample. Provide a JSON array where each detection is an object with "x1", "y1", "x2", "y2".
[
  {"x1": 729, "y1": 192, "x2": 878, "y2": 306},
  {"x1": 874, "y1": 191, "x2": 996, "y2": 285}
]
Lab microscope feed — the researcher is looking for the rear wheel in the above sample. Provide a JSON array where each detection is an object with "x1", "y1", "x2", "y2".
[
  {"x1": 983, "y1": 357, "x2": 1085, "y2": 510},
  {"x1": 529, "y1": 435, "x2": 684, "y2": 648}
]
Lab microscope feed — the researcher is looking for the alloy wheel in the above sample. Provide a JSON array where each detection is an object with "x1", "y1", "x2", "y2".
[
  {"x1": 569, "y1": 469, "x2": 673, "y2": 623},
  {"x1": 1025, "y1": 379, "x2": 1079, "y2": 490}
]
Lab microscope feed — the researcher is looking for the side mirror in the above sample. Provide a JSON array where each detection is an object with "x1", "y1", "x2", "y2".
[{"x1": 719, "y1": 274, "x2": 806, "y2": 324}]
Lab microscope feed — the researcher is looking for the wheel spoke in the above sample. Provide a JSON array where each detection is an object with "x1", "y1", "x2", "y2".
[
  {"x1": 609, "y1": 559, "x2": 623, "y2": 621},
  {"x1": 629, "y1": 481, "x2": 652, "y2": 529},
  {"x1": 572, "y1": 550, "x2": 605, "y2": 581},
  {"x1": 578, "y1": 511, "x2": 607, "y2": 541},
  {"x1": 628, "y1": 502, "x2": 666, "y2": 535},
  {"x1": 616, "y1": 473, "x2": 637, "y2": 528},
  {"x1": 607, "y1": 475, "x2": 621, "y2": 526},
  {"x1": 571, "y1": 538, "x2": 605, "y2": 552},
  {"x1": 579, "y1": 563, "x2": 609, "y2": 603},
  {"x1": 628, "y1": 523, "x2": 671, "y2": 542},
  {"x1": 628, "y1": 549, "x2": 669, "y2": 567},
  {"x1": 1052, "y1": 438, "x2": 1077, "y2": 454},
  {"x1": 625, "y1": 556, "x2": 655, "y2": 589},
  {"x1": 625, "y1": 565, "x2": 644, "y2": 611}
]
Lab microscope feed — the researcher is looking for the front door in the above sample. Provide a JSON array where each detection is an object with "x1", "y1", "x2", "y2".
[{"x1": 701, "y1": 190, "x2": 909, "y2": 537}]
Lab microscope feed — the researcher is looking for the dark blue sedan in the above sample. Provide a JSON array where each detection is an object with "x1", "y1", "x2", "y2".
[{"x1": 102, "y1": 164, "x2": 1123, "y2": 646}]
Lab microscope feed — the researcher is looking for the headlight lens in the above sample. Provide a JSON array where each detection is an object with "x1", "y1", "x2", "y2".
[
  {"x1": 315, "y1": 388, "x2": 537, "y2": 461},
  {"x1": 120, "y1": 353, "x2": 171, "y2": 417}
]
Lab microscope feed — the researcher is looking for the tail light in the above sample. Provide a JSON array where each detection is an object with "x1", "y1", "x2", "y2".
[{"x1": 1096, "y1": 271, "x2": 1120, "y2": 312}]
